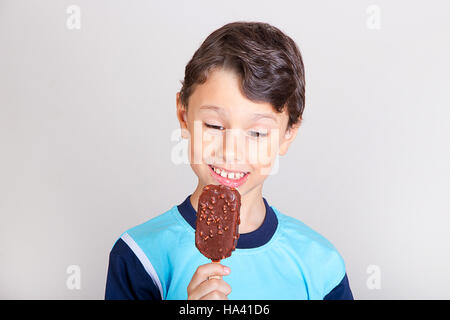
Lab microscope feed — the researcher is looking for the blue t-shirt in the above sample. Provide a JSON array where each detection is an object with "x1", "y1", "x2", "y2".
[{"x1": 105, "y1": 195, "x2": 353, "y2": 300}]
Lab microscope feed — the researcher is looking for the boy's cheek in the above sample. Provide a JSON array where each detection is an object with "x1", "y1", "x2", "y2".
[
  {"x1": 252, "y1": 158, "x2": 278, "y2": 176},
  {"x1": 188, "y1": 134, "x2": 223, "y2": 166},
  {"x1": 247, "y1": 135, "x2": 280, "y2": 176}
]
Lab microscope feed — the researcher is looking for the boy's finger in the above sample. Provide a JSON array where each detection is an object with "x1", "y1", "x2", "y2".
[
  {"x1": 200, "y1": 289, "x2": 229, "y2": 300},
  {"x1": 188, "y1": 278, "x2": 232, "y2": 300},
  {"x1": 187, "y1": 263, "x2": 230, "y2": 294}
]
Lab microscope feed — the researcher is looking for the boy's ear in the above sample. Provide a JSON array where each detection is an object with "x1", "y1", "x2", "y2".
[
  {"x1": 176, "y1": 92, "x2": 189, "y2": 138},
  {"x1": 278, "y1": 123, "x2": 300, "y2": 156}
]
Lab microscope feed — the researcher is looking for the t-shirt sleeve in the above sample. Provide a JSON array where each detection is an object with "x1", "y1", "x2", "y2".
[
  {"x1": 323, "y1": 273, "x2": 354, "y2": 300},
  {"x1": 105, "y1": 238, "x2": 162, "y2": 300}
]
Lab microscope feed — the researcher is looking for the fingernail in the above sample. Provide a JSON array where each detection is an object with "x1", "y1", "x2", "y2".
[{"x1": 223, "y1": 266, "x2": 230, "y2": 274}]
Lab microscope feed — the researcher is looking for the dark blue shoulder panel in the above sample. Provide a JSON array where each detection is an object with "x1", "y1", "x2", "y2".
[
  {"x1": 323, "y1": 273, "x2": 354, "y2": 300},
  {"x1": 105, "y1": 238, "x2": 162, "y2": 300}
]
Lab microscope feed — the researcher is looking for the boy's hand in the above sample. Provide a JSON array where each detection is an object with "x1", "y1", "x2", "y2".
[{"x1": 187, "y1": 263, "x2": 232, "y2": 300}]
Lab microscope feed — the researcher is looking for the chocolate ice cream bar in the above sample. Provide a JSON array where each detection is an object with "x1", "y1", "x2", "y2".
[{"x1": 195, "y1": 184, "x2": 241, "y2": 262}]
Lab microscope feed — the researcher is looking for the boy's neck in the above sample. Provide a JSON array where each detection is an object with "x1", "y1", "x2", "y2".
[{"x1": 189, "y1": 183, "x2": 266, "y2": 234}]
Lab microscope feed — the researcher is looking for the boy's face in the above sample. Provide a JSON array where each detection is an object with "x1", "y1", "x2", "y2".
[{"x1": 176, "y1": 67, "x2": 299, "y2": 197}]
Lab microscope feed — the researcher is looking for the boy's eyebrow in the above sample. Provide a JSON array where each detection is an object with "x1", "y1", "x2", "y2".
[
  {"x1": 251, "y1": 112, "x2": 278, "y2": 123},
  {"x1": 199, "y1": 105, "x2": 225, "y2": 114},
  {"x1": 199, "y1": 105, "x2": 278, "y2": 123}
]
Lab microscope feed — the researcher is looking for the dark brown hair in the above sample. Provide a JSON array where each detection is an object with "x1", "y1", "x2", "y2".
[{"x1": 179, "y1": 21, "x2": 305, "y2": 130}]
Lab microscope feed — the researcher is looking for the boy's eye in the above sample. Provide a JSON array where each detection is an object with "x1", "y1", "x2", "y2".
[
  {"x1": 249, "y1": 130, "x2": 268, "y2": 138},
  {"x1": 204, "y1": 123, "x2": 225, "y2": 131},
  {"x1": 204, "y1": 123, "x2": 268, "y2": 138}
]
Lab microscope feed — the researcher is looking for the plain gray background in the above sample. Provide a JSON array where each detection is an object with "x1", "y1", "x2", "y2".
[{"x1": 1, "y1": 0, "x2": 449, "y2": 299}]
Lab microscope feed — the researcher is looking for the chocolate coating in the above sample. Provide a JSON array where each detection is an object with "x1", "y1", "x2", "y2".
[{"x1": 195, "y1": 184, "x2": 241, "y2": 262}]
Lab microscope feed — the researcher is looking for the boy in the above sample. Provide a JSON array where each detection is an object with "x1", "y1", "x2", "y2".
[{"x1": 105, "y1": 21, "x2": 353, "y2": 300}]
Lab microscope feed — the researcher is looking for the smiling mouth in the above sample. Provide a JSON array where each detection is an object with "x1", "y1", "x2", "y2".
[{"x1": 207, "y1": 164, "x2": 250, "y2": 188}]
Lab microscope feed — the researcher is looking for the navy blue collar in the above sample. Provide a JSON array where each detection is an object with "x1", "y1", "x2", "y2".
[{"x1": 177, "y1": 194, "x2": 278, "y2": 249}]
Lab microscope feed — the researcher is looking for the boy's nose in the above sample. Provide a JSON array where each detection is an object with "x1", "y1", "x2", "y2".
[{"x1": 222, "y1": 129, "x2": 246, "y2": 166}]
